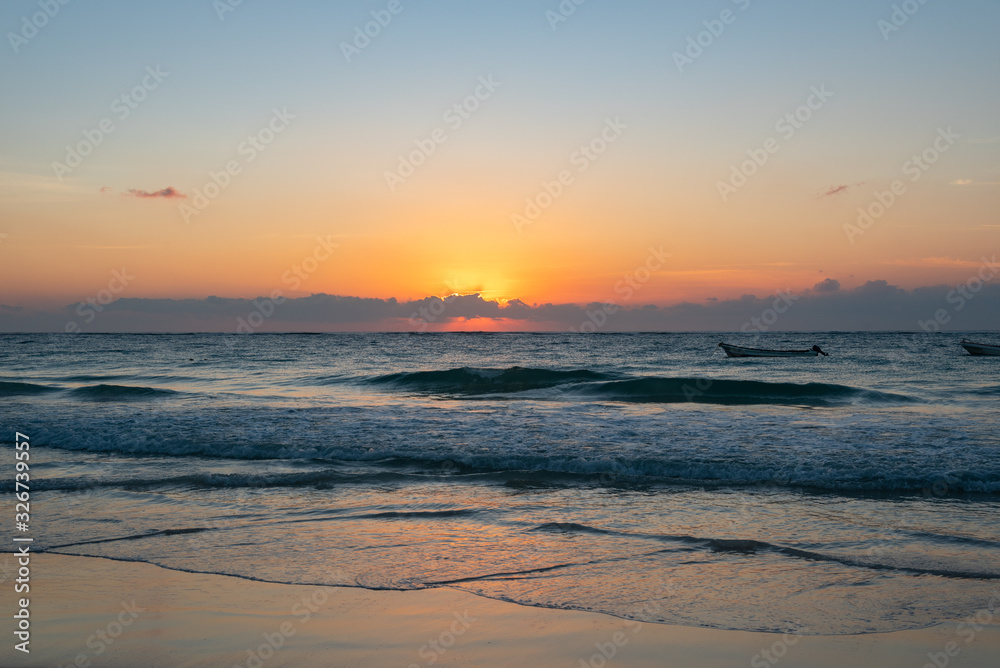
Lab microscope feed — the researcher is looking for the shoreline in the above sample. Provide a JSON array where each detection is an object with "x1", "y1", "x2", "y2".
[{"x1": 3, "y1": 554, "x2": 999, "y2": 667}]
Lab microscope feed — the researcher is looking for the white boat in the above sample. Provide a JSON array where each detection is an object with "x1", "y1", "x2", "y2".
[
  {"x1": 718, "y1": 343, "x2": 829, "y2": 358},
  {"x1": 960, "y1": 339, "x2": 1000, "y2": 356}
]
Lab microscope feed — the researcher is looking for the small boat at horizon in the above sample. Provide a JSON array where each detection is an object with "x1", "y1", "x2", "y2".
[
  {"x1": 960, "y1": 339, "x2": 1000, "y2": 356},
  {"x1": 719, "y1": 342, "x2": 829, "y2": 358}
]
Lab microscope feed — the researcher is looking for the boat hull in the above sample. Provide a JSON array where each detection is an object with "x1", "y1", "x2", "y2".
[
  {"x1": 961, "y1": 341, "x2": 1000, "y2": 356},
  {"x1": 719, "y1": 343, "x2": 820, "y2": 358}
]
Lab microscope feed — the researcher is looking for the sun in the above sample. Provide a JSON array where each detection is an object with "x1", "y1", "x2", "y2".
[{"x1": 438, "y1": 272, "x2": 515, "y2": 303}]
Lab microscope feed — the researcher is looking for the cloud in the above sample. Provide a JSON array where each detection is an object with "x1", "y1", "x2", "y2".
[
  {"x1": 124, "y1": 187, "x2": 186, "y2": 199},
  {"x1": 950, "y1": 178, "x2": 1000, "y2": 186},
  {"x1": 820, "y1": 182, "x2": 866, "y2": 198},
  {"x1": 885, "y1": 257, "x2": 990, "y2": 268},
  {"x1": 81, "y1": 245, "x2": 155, "y2": 250},
  {"x1": 100, "y1": 186, "x2": 112, "y2": 193},
  {"x1": 4, "y1": 280, "x2": 999, "y2": 333},
  {"x1": 0, "y1": 171, "x2": 93, "y2": 203},
  {"x1": 813, "y1": 278, "x2": 841, "y2": 293}
]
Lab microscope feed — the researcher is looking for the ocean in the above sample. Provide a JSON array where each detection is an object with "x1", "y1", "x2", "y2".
[{"x1": 3, "y1": 332, "x2": 999, "y2": 636}]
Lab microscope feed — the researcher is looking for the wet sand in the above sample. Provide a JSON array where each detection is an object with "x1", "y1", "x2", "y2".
[{"x1": 4, "y1": 554, "x2": 999, "y2": 667}]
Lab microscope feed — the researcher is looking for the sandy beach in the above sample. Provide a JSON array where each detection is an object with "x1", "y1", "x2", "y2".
[{"x1": 2, "y1": 554, "x2": 996, "y2": 667}]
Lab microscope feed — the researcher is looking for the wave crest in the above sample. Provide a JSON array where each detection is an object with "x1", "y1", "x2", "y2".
[
  {"x1": 368, "y1": 367, "x2": 914, "y2": 406},
  {"x1": 580, "y1": 377, "x2": 913, "y2": 406},
  {"x1": 0, "y1": 381, "x2": 61, "y2": 396},
  {"x1": 369, "y1": 367, "x2": 611, "y2": 394},
  {"x1": 68, "y1": 384, "x2": 179, "y2": 401}
]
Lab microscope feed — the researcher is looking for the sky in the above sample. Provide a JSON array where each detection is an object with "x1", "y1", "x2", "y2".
[{"x1": 0, "y1": 0, "x2": 998, "y2": 332}]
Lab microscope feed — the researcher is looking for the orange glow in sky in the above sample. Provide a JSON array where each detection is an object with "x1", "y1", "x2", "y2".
[{"x1": 0, "y1": 2, "x2": 997, "y2": 331}]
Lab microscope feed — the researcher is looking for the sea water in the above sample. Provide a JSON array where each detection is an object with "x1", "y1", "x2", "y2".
[{"x1": 2, "y1": 332, "x2": 999, "y2": 634}]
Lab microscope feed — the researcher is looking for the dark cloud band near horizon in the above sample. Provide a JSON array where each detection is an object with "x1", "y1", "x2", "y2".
[{"x1": 1, "y1": 279, "x2": 998, "y2": 333}]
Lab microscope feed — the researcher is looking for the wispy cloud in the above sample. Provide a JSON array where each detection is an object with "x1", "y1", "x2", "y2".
[
  {"x1": 0, "y1": 171, "x2": 92, "y2": 203},
  {"x1": 950, "y1": 178, "x2": 1000, "y2": 186},
  {"x1": 884, "y1": 257, "x2": 990, "y2": 268},
  {"x1": 124, "y1": 187, "x2": 186, "y2": 199},
  {"x1": 80, "y1": 245, "x2": 155, "y2": 250},
  {"x1": 819, "y1": 182, "x2": 866, "y2": 198},
  {"x1": 821, "y1": 184, "x2": 850, "y2": 197}
]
